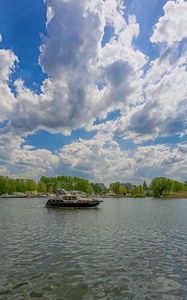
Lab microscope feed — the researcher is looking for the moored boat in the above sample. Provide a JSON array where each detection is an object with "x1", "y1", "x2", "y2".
[{"x1": 46, "y1": 189, "x2": 103, "y2": 208}]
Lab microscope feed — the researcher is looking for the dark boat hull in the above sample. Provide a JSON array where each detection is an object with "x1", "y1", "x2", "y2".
[{"x1": 46, "y1": 200, "x2": 102, "y2": 208}]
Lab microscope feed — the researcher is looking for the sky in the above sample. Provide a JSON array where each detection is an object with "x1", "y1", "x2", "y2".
[{"x1": 0, "y1": 0, "x2": 187, "y2": 185}]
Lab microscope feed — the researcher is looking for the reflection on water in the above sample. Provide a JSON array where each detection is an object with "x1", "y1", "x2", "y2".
[{"x1": 0, "y1": 197, "x2": 187, "y2": 299}]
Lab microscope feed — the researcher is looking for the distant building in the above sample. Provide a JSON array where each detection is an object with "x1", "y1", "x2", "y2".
[
  {"x1": 95, "y1": 183, "x2": 106, "y2": 191},
  {"x1": 120, "y1": 183, "x2": 135, "y2": 190}
]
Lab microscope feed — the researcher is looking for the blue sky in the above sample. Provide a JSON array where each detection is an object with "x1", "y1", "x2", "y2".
[
  {"x1": 0, "y1": 0, "x2": 187, "y2": 184},
  {"x1": 0, "y1": 0, "x2": 46, "y2": 91}
]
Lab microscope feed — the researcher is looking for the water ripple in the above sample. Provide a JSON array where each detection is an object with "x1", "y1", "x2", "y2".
[{"x1": 1, "y1": 197, "x2": 187, "y2": 299}]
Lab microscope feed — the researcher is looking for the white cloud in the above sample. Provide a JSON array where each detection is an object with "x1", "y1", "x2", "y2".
[
  {"x1": 0, "y1": 49, "x2": 18, "y2": 122},
  {"x1": 0, "y1": 0, "x2": 146, "y2": 180},
  {"x1": 0, "y1": 0, "x2": 145, "y2": 136},
  {"x1": 0, "y1": 129, "x2": 59, "y2": 179},
  {"x1": 3, "y1": 126, "x2": 187, "y2": 184},
  {"x1": 151, "y1": 0, "x2": 187, "y2": 46},
  {"x1": 135, "y1": 143, "x2": 187, "y2": 182},
  {"x1": 0, "y1": 166, "x2": 9, "y2": 176},
  {"x1": 59, "y1": 136, "x2": 187, "y2": 184},
  {"x1": 112, "y1": 32, "x2": 187, "y2": 142},
  {"x1": 0, "y1": 0, "x2": 187, "y2": 183},
  {"x1": 87, "y1": 0, "x2": 187, "y2": 143},
  {"x1": 59, "y1": 133, "x2": 136, "y2": 184},
  {"x1": 0, "y1": 49, "x2": 18, "y2": 82}
]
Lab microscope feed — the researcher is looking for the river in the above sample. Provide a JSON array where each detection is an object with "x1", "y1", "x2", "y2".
[{"x1": 0, "y1": 197, "x2": 187, "y2": 299}]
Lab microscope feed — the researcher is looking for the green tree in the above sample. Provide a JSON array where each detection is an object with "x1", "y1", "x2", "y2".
[
  {"x1": 91, "y1": 183, "x2": 102, "y2": 195},
  {"x1": 111, "y1": 182, "x2": 121, "y2": 194},
  {"x1": 151, "y1": 177, "x2": 184, "y2": 197},
  {"x1": 151, "y1": 177, "x2": 168, "y2": 197},
  {"x1": 119, "y1": 185, "x2": 127, "y2": 194},
  {"x1": 25, "y1": 179, "x2": 37, "y2": 192},
  {"x1": 38, "y1": 181, "x2": 47, "y2": 193}
]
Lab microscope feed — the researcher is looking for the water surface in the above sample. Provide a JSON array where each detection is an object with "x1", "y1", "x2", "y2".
[{"x1": 1, "y1": 197, "x2": 187, "y2": 299}]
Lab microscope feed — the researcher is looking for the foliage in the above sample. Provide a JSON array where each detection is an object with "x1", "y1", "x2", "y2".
[
  {"x1": 110, "y1": 181, "x2": 121, "y2": 194},
  {"x1": 110, "y1": 181, "x2": 146, "y2": 198},
  {"x1": 39, "y1": 176, "x2": 93, "y2": 194},
  {"x1": 119, "y1": 185, "x2": 127, "y2": 194},
  {"x1": 0, "y1": 176, "x2": 38, "y2": 195},
  {"x1": 37, "y1": 180, "x2": 47, "y2": 193},
  {"x1": 151, "y1": 177, "x2": 185, "y2": 197},
  {"x1": 0, "y1": 175, "x2": 94, "y2": 195},
  {"x1": 91, "y1": 183, "x2": 102, "y2": 195},
  {"x1": 132, "y1": 185, "x2": 144, "y2": 198},
  {"x1": 0, "y1": 174, "x2": 186, "y2": 198}
]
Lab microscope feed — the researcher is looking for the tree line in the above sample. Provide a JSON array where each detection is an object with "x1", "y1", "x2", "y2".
[
  {"x1": 0, "y1": 175, "x2": 187, "y2": 197},
  {"x1": 110, "y1": 178, "x2": 187, "y2": 198},
  {"x1": 109, "y1": 181, "x2": 150, "y2": 197},
  {"x1": 39, "y1": 176, "x2": 94, "y2": 194},
  {"x1": 151, "y1": 177, "x2": 187, "y2": 197},
  {"x1": 0, "y1": 175, "x2": 102, "y2": 195},
  {"x1": 0, "y1": 176, "x2": 38, "y2": 195}
]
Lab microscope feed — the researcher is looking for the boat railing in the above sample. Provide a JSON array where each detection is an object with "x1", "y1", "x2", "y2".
[{"x1": 48, "y1": 189, "x2": 97, "y2": 202}]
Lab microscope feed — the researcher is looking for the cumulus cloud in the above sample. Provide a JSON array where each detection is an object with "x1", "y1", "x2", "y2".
[
  {"x1": 0, "y1": 129, "x2": 59, "y2": 179},
  {"x1": 0, "y1": 0, "x2": 147, "y2": 137},
  {"x1": 135, "y1": 143, "x2": 187, "y2": 182},
  {"x1": 58, "y1": 135, "x2": 187, "y2": 184},
  {"x1": 112, "y1": 9, "x2": 187, "y2": 142},
  {"x1": 0, "y1": 49, "x2": 18, "y2": 122},
  {"x1": 59, "y1": 133, "x2": 136, "y2": 184},
  {"x1": 0, "y1": 49, "x2": 18, "y2": 82},
  {"x1": 6, "y1": 0, "x2": 145, "y2": 135},
  {"x1": 0, "y1": 0, "x2": 147, "y2": 180},
  {"x1": 0, "y1": 0, "x2": 187, "y2": 183},
  {"x1": 151, "y1": 0, "x2": 187, "y2": 45},
  {"x1": 85, "y1": 0, "x2": 187, "y2": 145}
]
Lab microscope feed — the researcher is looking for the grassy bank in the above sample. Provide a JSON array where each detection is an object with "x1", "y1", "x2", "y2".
[{"x1": 164, "y1": 192, "x2": 187, "y2": 198}]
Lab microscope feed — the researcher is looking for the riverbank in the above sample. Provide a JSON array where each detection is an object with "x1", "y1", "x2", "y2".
[
  {"x1": 0, "y1": 193, "x2": 47, "y2": 198},
  {"x1": 164, "y1": 192, "x2": 187, "y2": 198}
]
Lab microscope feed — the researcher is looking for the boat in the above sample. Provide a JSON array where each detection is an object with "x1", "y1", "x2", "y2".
[{"x1": 46, "y1": 189, "x2": 103, "y2": 208}]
